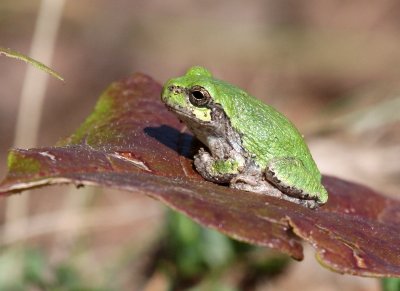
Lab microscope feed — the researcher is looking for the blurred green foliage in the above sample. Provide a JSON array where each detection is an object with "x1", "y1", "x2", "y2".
[
  {"x1": 382, "y1": 278, "x2": 400, "y2": 291},
  {"x1": 153, "y1": 211, "x2": 290, "y2": 290},
  {"x1": 0, "y1": 247, "x2": 107, "y2": 291}
]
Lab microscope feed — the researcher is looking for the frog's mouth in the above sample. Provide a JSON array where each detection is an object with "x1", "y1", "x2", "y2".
[
  {"x1": 164, "y1": 103, "x2": 213, "y2": 125},
  {"x1": 166, "y1": 105, "x2": 212, "y2": 125}
]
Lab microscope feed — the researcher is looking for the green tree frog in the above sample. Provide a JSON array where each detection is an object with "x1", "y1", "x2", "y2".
[{"x1": 161, "y1": 66, "x2": 328, "y2": 208}]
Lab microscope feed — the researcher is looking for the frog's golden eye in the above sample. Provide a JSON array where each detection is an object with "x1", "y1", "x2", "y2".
[{"x1": 189, "y1": 86, "x2": 211, "y2": 107}]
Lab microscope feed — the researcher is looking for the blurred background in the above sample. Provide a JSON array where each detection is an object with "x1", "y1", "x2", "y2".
[{"x1": 0, "y1": 0, "x2": 399, "y2": 290}]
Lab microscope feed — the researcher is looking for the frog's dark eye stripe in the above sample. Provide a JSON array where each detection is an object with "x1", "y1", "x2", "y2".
[{"x1": 189, "y1": 86, "x2": 211, "y2": 107}]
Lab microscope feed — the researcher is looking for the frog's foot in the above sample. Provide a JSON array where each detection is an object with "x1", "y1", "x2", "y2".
[
  {"x1": 230, "y1": 176, "x2": 319, "y2": 208},
  {"x1": 265, "y1": 157, "x2": 328, "y2": 207},
  {"x1": 194, "y1": 148, "x2": 239, "y2": 184},
  {"x1": 231, "y1": 175, "x2": 282, "y2": 197}
]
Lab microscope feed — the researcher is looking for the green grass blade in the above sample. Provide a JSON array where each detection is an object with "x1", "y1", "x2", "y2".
[{"x1": 0, "y1": 47, "x2": 64, "y2": 82}]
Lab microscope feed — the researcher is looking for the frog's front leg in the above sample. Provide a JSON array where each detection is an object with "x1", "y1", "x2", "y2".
[
  {"x1": 194, "y1": 148, "x2": 243, "y2": 184},
  {"x1": 265, "y1": 157, "x2": 328, "y2": 206}
]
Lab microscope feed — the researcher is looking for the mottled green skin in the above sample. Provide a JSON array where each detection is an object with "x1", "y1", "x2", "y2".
[{"x1": 161, "y1": 66, "x2": 328, "y2": 207}]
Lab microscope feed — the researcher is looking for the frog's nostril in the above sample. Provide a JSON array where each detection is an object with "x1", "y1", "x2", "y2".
[{"x1": 169, "y1": 85, "x2": 183, "y2": 95}]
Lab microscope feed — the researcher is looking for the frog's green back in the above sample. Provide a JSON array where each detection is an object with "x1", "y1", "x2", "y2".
[{"x1": 211, "y1": 79, "x2": 321, "y2": 178}]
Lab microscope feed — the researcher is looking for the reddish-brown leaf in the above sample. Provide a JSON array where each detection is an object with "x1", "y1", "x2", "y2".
[{"x1": 1, "y1": 73, "x2": 399, "y2": 277}]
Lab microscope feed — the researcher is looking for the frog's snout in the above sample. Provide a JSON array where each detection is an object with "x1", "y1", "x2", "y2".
[{"x1": 161, "y1": 85, "x2": 171, "y2": 102}]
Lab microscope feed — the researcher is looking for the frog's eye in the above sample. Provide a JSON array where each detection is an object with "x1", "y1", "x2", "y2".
[{"x1": 189, "y1": 86, "x2": 211, "y2": 107}]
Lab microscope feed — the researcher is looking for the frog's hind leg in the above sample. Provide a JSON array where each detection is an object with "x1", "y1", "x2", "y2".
[
  {"x1": 231, "y1": 173, "x2": 319, "y2": 208},
  {"x1": 265, "y1": 157, "x2": 327, "y2": 206}
]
